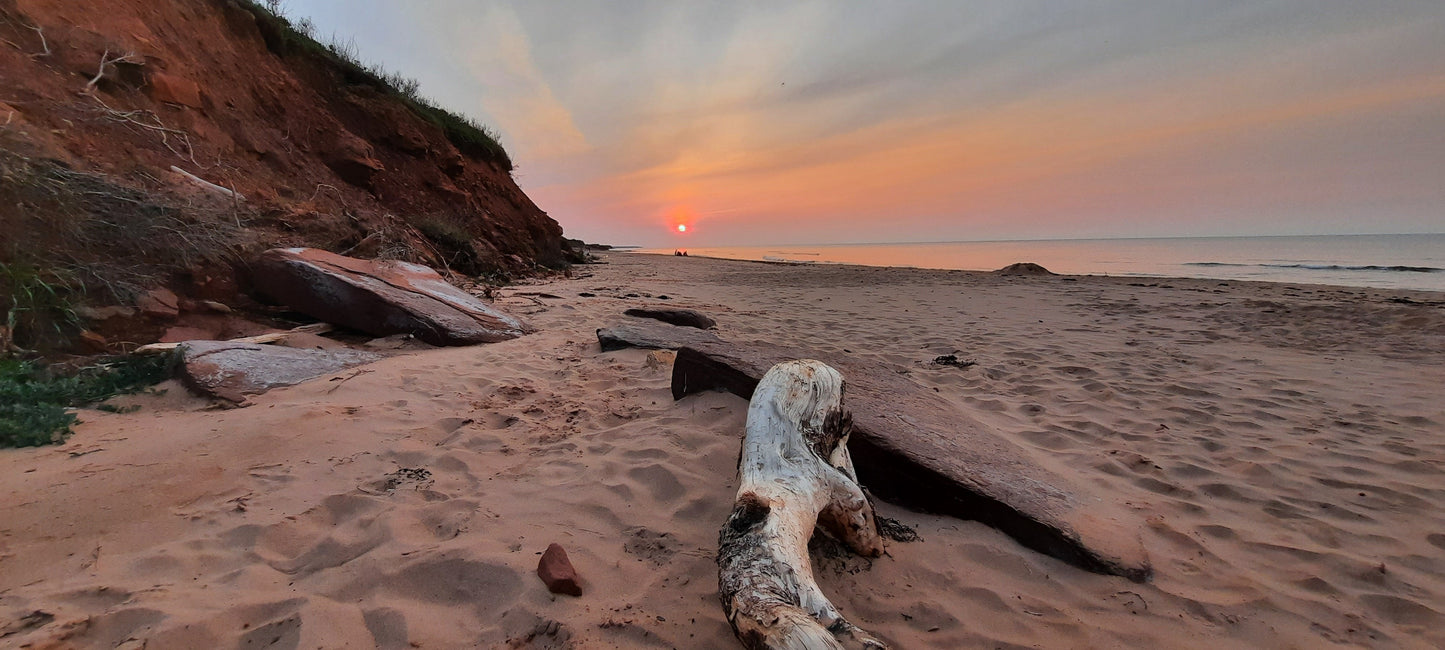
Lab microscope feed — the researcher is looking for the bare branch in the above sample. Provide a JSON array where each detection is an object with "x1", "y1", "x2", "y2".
[
  {"x1": 86, "y1": 94, "x2": 200, "y2": 166},
  {"x1": 28, "y1": 24, "x2": 48, "y2": 57},
  {"x1": 308, "y1": 183, "x2": 340, "y2": 203},
  {"x1": 85, "y1": 49, "x2": 140, "y2": 91}
]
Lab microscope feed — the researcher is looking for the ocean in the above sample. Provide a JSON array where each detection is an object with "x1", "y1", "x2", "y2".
[{"x1": 639, "y1": 234, "x2": 1445, "y2": 292}]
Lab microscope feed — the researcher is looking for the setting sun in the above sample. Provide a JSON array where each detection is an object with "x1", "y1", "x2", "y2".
[{"x1": 677, "y1": 224, "x2": 687, "y2": 232}]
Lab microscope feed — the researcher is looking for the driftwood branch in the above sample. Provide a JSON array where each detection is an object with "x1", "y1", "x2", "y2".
[
  {"x1": 597, "y1": 320, "x2": 1152, "y2": 582},
  {"x1": 719, "y1": 360, "x2": 886, "y2": 650}
]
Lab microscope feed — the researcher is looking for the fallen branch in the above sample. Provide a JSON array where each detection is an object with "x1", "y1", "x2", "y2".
[
  {"x1": 86, "y1": 49, "x2": 139, "y2": 91},
  {"x1": 719, "y1": 359, "x2": 886, "y2": 650},
  {"x1": 170, "y1": 165, "x2": 245, "y2": 201},
  {"x1": 28, "y1": 24, "x2": 48, "y2": 58},
  {"x1": 88, "y1": 95, "x2": 199, "y2": 166},
  {"x1": 308, "y1": 183, "x2": 341, "y2": 203},
  {"x1": 133, "y1": 323, "x2": 332, "y2": 354}
]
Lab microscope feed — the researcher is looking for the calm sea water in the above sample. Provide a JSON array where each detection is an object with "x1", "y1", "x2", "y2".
[{"x1": 638, "y1": 234, "x2": 1445, "y2": 292}]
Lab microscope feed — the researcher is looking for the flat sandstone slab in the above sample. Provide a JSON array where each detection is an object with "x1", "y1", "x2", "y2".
[
  {"x1": 180, "y1": 340, "x2": 380, "y2": 403},
  {"x1": 598, "y1": 320, "x2": 1151, "y2": 581},
  {"x1": 252, "y1": 248, "x2": 529, "y2": 346}
]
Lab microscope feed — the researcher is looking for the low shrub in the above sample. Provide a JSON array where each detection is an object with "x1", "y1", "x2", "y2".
[{"x1": 0, "y1": 353, "x2": 177, "y2": 448}]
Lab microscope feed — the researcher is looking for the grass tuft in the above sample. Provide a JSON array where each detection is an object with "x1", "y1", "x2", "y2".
[
  {"x1": 1, "y1": 260, "x2": 81, "y2": 353},
  {"x1": 0, "y1": 353, "x2": 177, "y2": 448},
  {"x1": 411, "y1": 216, "x2": 485, "y2": 276}
]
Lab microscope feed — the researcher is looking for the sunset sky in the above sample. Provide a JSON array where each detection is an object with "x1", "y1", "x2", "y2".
[{"x1": 287, "y1": 1, "x2": 1445, "y2": 247}]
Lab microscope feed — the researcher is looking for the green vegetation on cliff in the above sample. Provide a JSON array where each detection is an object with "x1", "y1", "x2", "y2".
[{"x1": 237, "y1": 0, "x2": 513, "y2": 170}]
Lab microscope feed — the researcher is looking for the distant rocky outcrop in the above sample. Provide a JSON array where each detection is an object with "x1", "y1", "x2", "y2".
[
  {"x1": 993, "y1": 262, "x2": 1055, "y2": 276},
  {"x1": 250, "y1": 248, "x2": 529, "y2": 345}
]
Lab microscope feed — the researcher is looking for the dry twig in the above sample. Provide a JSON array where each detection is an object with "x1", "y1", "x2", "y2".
[
  {"x1": 28, "y1": 24, "x2": 48, "y2": 57},
  {"x1": 308, "y1": 183, "x2": 341, "y2": 203},
  {"x1": 86, "y1": 49, "x2": 139, "y2": 91},
  {"x1": 87, "y1": 95, "x2": 199, "y2": 166}
]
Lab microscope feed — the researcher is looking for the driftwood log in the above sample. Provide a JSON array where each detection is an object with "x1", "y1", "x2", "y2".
[
  {"x1": 598, "y1": 320, "x2": 1150, "y2": 582},
  {"x1": 720, "y1": 360, "x2": 886, "y2": 650}
]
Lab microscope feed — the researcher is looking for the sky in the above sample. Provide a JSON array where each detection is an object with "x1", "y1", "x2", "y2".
[{"x1": 286, "y1": 1, "x2": 1445, "y2": 247}]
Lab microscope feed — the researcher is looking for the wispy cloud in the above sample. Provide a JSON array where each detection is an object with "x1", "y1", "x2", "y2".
[{"x1": 290, "y1": 1, "x2": 1445, "y2": 244}]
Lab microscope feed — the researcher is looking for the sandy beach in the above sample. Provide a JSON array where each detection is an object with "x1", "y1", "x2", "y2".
[{"x1": 2, "y1": 251, "x2": 1443, "y2": 649}]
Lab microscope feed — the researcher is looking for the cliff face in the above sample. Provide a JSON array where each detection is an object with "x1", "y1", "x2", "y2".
[{"x1": 0, "y1": 0, "x2": 567, "y2": 304}]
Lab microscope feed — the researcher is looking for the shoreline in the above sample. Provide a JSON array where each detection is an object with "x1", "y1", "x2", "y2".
[
  {"x1": 2, "y1": 251, "x2": 1442, "y2": 648},
  {"x1": 626, "y1": 249, "x2": 1445, "y2": 301},
  {"x1": 630, "y1": 232, "x2": 1445, "y2": 293}
]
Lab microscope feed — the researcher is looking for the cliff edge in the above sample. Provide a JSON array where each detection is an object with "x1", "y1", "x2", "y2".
[{"x1": 0, "y1": 0, "x2": 572, "y2": 351}]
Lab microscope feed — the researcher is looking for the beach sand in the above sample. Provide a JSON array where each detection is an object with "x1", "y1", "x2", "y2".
[{"x1": 2, "y1": 252, "x2": 1443, "y2": 649}]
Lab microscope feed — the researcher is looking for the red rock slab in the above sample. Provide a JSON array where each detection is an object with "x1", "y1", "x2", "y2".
[{"x1": 251, "y1": 248, "x2": 529, "y2": 346}]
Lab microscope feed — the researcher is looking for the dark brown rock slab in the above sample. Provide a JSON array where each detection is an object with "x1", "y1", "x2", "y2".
[
  {"x1": 598, "y1": 326, "x2": 1151, "y2": 582},
  {"x1": 536, "y1": 543, "x2": 582, "y2": 596},
  {"x1": 180, "y1": 340, "x2": 380, "y2": 403},
  {"x1": 596, "y1": 320, "x2": 720, "y2": 352},
  {"x1": 623, "y1": 307, "x2": 717, "y2": 329},
  {"x1": 251, "y1": 248, "x2": 529, "y2": 346}
]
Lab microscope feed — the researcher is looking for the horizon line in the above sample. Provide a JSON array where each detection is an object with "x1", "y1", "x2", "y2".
[{"x1": 612, "y1": 231, "x2": 1445, "y2": 249}]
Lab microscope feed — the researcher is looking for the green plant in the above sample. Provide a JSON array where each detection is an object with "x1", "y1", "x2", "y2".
[
  {"x1": 0, "y1": 260, "x2": 81, "y2": 352},
  {"x1": 0, "y1": 353, "x2": 177, "y2": 448}
]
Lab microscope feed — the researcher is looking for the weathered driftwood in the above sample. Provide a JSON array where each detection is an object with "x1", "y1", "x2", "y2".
[
  {"x1": 133, "y1": 323, "x2": 334, "y2": 354},
  {"x1": 598, "y1": 320, "x2": 1151, "y2": 582},
  {"x1": 721, "y1": 360, "x2": 886, "y2": 650}
]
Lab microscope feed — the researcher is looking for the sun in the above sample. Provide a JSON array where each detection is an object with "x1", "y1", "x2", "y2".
[{"x1": 677, "y1": 224, "x2": 688, "y2": 233}]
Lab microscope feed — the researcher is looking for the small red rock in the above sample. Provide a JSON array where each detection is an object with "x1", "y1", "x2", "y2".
[
  {"x1": 137, "y1": 288, "x2": 181, "y2": 320},
  {"x1": 537, "y1": 543, "x2": 582, "y2": 596},
  {"x1": 148, "y1": 72, "x2": 204, "y2": 108},
  {"x1": 78, "y1": 330, "x2": 109, "y2": 353}
]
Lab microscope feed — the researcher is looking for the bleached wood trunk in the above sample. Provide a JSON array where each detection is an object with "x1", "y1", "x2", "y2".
[{"x1": 719, "y1": 360, "x2": 887, "y2": 650}]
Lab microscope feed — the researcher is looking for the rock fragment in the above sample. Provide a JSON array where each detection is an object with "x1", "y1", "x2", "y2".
[
  {"x1": 623, "y1": 307, "x2": 716, "y2": 329},
  {"x1": 536, "y1": 543, "x2": 582, "y2": 596}
]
